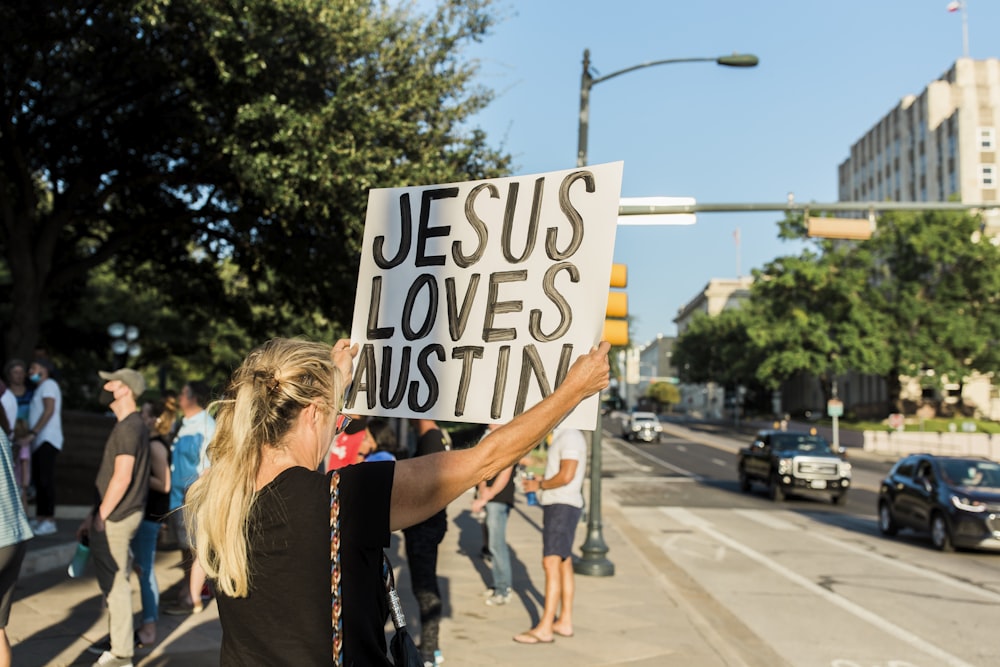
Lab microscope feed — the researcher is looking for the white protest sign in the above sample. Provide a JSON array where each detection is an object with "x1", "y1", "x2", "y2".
[{"x1": 346, "y1": 162, "x2": 623, "y2": 430}]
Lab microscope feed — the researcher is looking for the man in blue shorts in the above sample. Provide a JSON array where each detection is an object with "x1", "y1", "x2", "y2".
[{"x1": 513, "y1": 427, "x2": 586, "y2": 644}]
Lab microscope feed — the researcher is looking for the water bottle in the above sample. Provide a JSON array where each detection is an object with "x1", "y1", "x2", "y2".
[
  {"x1": 524, "y1": 472, "x2": 539, "y2": 506},
  {"x1": 68, "y1": 535, "x2": 90, "y2": 578}
]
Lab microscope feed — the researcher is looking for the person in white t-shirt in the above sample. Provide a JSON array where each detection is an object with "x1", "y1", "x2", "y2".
[
  {"x1": 18, "y1": 358, "x2": 63, "y2": 536},
  {"x1": 0, "y1": 380, "x2": 16, "y2": 439},
  {"x1": 514, "y1": 427, "x2": 586, "y2": 645}
]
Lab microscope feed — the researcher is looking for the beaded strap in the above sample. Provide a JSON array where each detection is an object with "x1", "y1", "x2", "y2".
[{"x1": 330, "y1": 472, "x2": 343, "y2": 666}]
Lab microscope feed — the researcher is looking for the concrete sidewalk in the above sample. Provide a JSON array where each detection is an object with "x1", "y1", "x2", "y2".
[{"x1": 8, "y1": 430, "x2": 784, "y2": 667}]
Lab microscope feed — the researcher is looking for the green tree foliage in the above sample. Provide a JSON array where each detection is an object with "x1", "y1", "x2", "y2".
[
  {"x1": 0, "y1": 0, "x2": 510, "y2": 362},
  {"x1": 747, "y1": 235, "x2": 890, "y2": 403},
  {"x1": 866, "y1": 211, "x2": 1000, "y2": 410},
  {"x1": 673, "y1": 307, "x2": 771, "y2": 413},
  {"x1": 645, "y1": 381, "x2": 680, "y2": 410},
  {"x1": 673, "y1": 308, "x2": 763, "y2": 388},
  {"x1": 677, "y1": 210, "x2": 1000, "y2": 418}
]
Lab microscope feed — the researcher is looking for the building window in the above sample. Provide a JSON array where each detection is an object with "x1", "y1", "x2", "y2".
[
  {"x1": 982, "y1": 164, "x2": 996, "y2": 189},
  {"x1": 979, "y1": 127, "x2": 996, "y2": 150}
]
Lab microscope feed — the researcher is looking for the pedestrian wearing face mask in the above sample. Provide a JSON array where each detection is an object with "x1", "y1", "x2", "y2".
[{"x1": 17, "y1": 358, "x2": 63, "y2": 536}]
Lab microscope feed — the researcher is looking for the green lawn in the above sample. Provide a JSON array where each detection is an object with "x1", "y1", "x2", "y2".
[{"x1": 834, "y1": 418, "x2": 1000, "y2": 434}]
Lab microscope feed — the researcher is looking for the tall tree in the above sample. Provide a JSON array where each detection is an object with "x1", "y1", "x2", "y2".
[
  {"x1": 674, "y1": 308, "x2": 763, "y2": 388},
  {"x1": 867, "y1": 210, "x2": 1000, "y2": 411},
  {"x1": 0, "y1": 0, "x2": 510, "y2": 361},
  {"x1": 745, "y1": 237, "x2": 889, "y2": 406}
]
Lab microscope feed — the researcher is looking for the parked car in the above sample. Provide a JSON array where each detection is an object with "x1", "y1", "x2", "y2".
[
  {"x1": 877, "y1": 454, "x2": 1000, "y2": 552},
  {"x1": 737, "y1": 430, "x2": 852, "y2": 503},
  {"x1": 626, "y1": 411, "x2": 663, "y2": 443}
]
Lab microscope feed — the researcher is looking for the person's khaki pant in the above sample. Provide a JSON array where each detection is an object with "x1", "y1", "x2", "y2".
[{"x1": 91, "y1": 511, "x2": 143, "y2": 658}]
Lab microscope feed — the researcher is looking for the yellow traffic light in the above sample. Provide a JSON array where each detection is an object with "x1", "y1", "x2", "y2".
[
  {"x1": 605, "y1": 291, "x2": 627, "y2": 318},
  {"x1": 604, "y1": 263, "x2": 628, "y2": 346},
  {"x1": 609, "y1": 262, "x2": 627, "y2": 288},
  {"x1": 602, "y1": 319, "x2": 629, "y2": 347}
]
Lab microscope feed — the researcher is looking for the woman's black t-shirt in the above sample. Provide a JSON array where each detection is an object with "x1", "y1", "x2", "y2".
[
  {"x1": 144, "y1": 435, "x2": 171, "y2": 523},
  {"x1": 216, "y1": 462, "x2": 394, "y2": 666}
]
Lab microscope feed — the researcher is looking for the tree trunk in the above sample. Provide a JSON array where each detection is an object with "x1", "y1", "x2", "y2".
[
  {"x1": 4, "y1": 207, "x2": 55, "y2": 363},
  {"x1": 818, "y1": 374, "x2": 832, "y2": 410},
  {"x1": 4, "y1": 261, "x2": 45, "y2": 363},
  {"x1": 885, "y1": 367, "x2": 904, "y2": 415}
]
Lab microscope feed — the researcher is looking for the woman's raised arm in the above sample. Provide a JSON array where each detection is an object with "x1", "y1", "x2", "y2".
[{"x1": 388, "y1": 342, "x2": 610, "y2": 532}]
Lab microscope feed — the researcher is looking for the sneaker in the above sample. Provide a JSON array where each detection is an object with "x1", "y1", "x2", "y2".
[
  {"x1": 91, "y1": 651, "x2": 133, "y2": 667},
  {"x1": 434, "y1": 649, "x2": 444, "y2": 665},
  {"x1": 87, "y1": 639, "x2": 111, "y2": 656},
  {"x1": 481, "y1": 588, "x2": 496, "y2": 598},
  {"x1": 33, "y1": 519, "x2": 57, "y2": 536},
  {"x1": 485, "y1": 591, "x2": 511, "y2": 606},
  {"x1": 86, "y1": 633, "x2": 144, "y2": 655},
  {"x1": 163, "y1": 600, "x2": 203, "y2": 616}
]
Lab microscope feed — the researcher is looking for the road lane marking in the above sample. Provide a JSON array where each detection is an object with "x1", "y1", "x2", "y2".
[
  {"x1": 605, "y1": 476, "x2": 697, "y2": 483},
  {"x1": 712, "y1": 457, "x2": 727, "y2": 467},
  {"x1": 660, "y1": 507, "x2": 715, "y2": 529},
  {"x1": 602, "y1": 440, "x2": 654, "y2": 472},
  {"x1": 809, "y1": 530, "x2": 1000, "y2": 604},
  {"x1": 611, "y1": 440, "x2": 703, "y2": 480},
  {"x1": 658, "y1": 534, "x2": 728, "y2": 562},
  {"x1": 659, "y1": 508, "x2": 977, "y2": 667},
  {"x1": 733, "y1": 509, "x2": 797, "y2": 531}
]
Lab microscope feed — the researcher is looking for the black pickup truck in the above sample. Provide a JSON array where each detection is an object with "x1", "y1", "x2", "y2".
[{"x1": 737, "y1": 430, "x2": 852, "y2": 504}]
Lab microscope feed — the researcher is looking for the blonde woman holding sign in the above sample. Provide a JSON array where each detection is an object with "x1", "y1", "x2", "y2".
[{"x1": 186, "y1": 337, "x2": 609, "y2": 665}]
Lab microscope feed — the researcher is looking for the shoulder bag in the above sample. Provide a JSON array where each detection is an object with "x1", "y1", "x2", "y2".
[{"x1": 330, "y1": 472, "x2": 422, "y2": 667}]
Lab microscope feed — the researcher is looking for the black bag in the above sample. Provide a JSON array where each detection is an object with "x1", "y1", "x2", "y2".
[
  {"x1": 331, "y1": 472, "x2": 420, "y2": 666},
  {"x1": 383, "y1": 554, "x2": 423, "y2": 667}
]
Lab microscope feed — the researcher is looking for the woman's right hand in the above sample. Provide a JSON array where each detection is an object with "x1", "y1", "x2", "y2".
[{"x1": 562, "y1": 341, "x2": 611, "y2": 400}]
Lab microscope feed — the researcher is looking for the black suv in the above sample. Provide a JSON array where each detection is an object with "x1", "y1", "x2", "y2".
[
  {"x1": 877, "y1": 454, "x2": 1000, "y2": 552},
  {"x1": 738, "y1": 430, "x2": 852, "y2": 503}
]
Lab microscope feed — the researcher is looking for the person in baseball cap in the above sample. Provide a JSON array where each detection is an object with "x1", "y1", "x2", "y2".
[
  {"x1": 83, "y1": 366, "x2": 151, "y2": 665},
  {"x1": 98, "y1": 368, "x2": 146, "y2": 399}
]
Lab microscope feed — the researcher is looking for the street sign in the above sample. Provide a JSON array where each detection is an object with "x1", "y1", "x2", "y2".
[
  {"x1": 827, "y1": 399, "x2": 844, "y2": 418},
  {"x1": 888, "y1": 413, "x2": 904, "y2": 430}
]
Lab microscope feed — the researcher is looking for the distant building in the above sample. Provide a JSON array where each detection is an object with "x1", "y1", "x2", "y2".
[
  {"x1": 673, "y1": 277, "x2": 753, "y2": 335},
  {"x1": 838, "y1": 58, "x2": 1000, "y2": 419},
  {"x1": 838, "y1": 58, "x2": 1000, "y2": 229},
  {"x1": 672, "y1": 278, "x2": 752, "y2": 419},
  {"x1": 633, "y1": 335, "x2": 678, "y2": 411},
  {"x1": 673, "y1": 276, "x2": 887, "y2": 420}
]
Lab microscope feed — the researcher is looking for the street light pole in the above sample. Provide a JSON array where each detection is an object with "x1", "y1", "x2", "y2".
[
  {"x1": 573, "y1": 47, "x2": 758, "y2": 577},
  {"x1": 576, "y1": 48, "x2": 758, "y2": 168}
]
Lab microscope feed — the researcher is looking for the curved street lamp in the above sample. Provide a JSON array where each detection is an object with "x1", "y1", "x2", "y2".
[
  {"x1": 574, "y1": 47, "x2": 758, "y2": 578},
  {"x1": 577, "y1": 49, "x2": 759, "y2": 167}
]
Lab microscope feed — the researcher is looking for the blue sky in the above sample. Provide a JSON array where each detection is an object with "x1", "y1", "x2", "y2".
[{"x1": 462, "y1": 0, "x2": 999, "y2": 348}]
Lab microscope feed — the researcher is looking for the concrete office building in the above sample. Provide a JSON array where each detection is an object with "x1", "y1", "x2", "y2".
[
  {"x1": 673, "y1": 277, "x2": 753, "y2": 335},
  {"x1": 838, "y1": 58, "x2": 1000, "y2": 228},
  {"x1": 837, "y1": 57, "x2": 1000, "y2": 419}
]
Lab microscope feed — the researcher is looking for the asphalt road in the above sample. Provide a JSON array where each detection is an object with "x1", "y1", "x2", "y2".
[{"x1": 600, "y1": 417, "x2": 1000, "y2": 667}]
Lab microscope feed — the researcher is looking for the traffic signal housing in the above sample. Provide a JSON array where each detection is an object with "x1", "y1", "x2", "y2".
[{"x1": 603, "y1": 263, "x2": 628, "y2": 346}]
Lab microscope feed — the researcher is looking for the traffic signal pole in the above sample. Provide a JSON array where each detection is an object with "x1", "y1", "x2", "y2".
[{"x1": 575, "y1": 421, "x2": 614, "y2": 576}]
